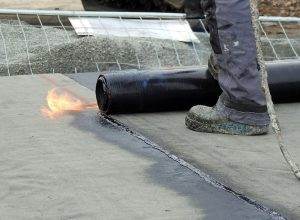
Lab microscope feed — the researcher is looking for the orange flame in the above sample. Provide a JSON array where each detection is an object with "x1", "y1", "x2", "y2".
[{"x1": 41, "y1": 88, "x2": 97, "y2": 119}]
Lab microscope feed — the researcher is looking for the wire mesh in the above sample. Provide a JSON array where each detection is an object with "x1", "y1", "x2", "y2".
[
  {"x1": 0, "y1": 9, "x2": 299, "y2": 76},
  {"x1": 259, "y1": 19, "x2": 300, "y2": 60}
]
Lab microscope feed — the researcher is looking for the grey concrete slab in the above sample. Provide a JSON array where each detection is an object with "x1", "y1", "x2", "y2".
[
  {"x1": 69, "y1": 72, "x2": 299, "y2": 220},
  {"x1": 0, "y1": 0, "x2": 113, "y2": 11},
  {"x1": 0, "y1": 74, "x2": 276, "y2": 219},
  {"x1": 0, "y1": 0, "x2": 85, "y2": 10}
]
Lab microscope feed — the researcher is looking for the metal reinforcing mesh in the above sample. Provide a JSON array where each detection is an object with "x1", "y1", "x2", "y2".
[{"x1": 0, "y1": 9, "x2": 299, "y2": 76}]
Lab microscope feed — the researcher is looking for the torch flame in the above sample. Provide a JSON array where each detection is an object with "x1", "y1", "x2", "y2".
[{"x1": 41, "y1": 88, "x2": 97, "y2": 119}]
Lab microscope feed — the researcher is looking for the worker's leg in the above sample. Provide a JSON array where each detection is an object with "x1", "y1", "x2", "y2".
[{"x1": 186, "y1": 0, "x2": 270, "y2": 135}]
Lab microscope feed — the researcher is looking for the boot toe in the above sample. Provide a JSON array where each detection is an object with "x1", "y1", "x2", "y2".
[{"x1": 187, "y1": 105, "x2": 223, "y2": 122}]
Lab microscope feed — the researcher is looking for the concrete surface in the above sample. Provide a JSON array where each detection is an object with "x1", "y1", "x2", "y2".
[
  {"x1": 0, "y1": 74, "x2": 277, "y2": 219},
  {"x1": 69, "y1": 72, "x2": 300, "y2": 220},
  {"x1": 0, "y1": 0, "x2": 84, "y2": 10},
  {"x1": 0, "y1": 0, "x2": 113, "y2": 11}
]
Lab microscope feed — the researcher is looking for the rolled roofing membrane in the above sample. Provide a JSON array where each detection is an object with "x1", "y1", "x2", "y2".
[{"x1": 96, "y1": 60, "x2": 300, "y2": 114}]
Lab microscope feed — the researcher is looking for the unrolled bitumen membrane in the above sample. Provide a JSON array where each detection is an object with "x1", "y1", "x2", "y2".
[{"x1": 96, "y1": 60, "x2": 300, "y2": 114}]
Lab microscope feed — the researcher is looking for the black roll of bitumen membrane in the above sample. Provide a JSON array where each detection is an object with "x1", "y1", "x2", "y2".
[{"x1": 96, "y1": 60, "x2": 300, "y2": 114}]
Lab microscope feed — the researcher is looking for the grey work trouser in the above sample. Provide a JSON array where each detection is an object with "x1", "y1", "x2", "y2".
[{"x1": 202, "y1": 0, "x2": 270, "y2": 126}]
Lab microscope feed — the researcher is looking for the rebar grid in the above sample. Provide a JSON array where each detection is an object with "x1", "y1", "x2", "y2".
[
  {"x1": 259, "y1": 20, "x2": 300, "y2": 60},
  {"x1": 139, "y1": 16, "x2": 162, "y2": 69},
  {"x1": 0, "y1": 23, "x2": 9, "y2": 76},
  {"x1": 0, "y1": 9, "x2": 298, "y2": 76}
]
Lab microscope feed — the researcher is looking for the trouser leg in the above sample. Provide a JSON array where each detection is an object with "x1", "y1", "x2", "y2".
[{"x1": 202, "y1": 0, "x2": 270, "y2": 126}]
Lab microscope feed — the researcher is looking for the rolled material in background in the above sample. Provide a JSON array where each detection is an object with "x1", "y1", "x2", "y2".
[{"x1": 96, "y1": 60, "x2": 300, "y2": 114}]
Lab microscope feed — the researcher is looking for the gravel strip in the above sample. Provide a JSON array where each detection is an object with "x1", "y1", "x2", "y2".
[{"x1": 0, "y1": 19, "x2": 299, "y2": 76}]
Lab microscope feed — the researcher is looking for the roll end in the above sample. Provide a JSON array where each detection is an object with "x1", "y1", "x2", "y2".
[{"x1": 96, "y1": 75, "x2": 110, "y2": 114}]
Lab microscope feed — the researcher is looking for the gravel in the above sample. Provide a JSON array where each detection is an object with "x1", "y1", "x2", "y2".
[
  {"x1": 0, "y1": 19, "x2": 299, "y2": 76},
  {"x1": 0, "y1": 19, "x2": 211, "y2": 76}
]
